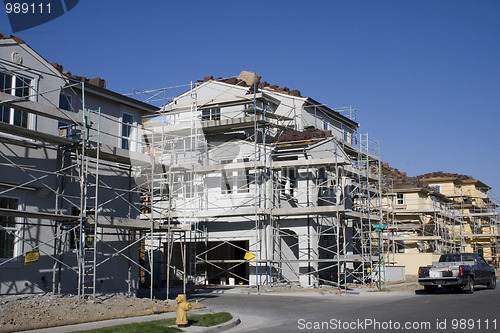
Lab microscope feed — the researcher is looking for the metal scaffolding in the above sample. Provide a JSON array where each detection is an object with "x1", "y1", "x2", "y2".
[
  {"x1": 133, "y1": 74, "x2": 384, "y2": 292},
  {"x1": 0, "y1": 61, "x2": 160, "y2": 298},
  {"x1": 6, "y1": 66, "x2": 496, "y2": 299},
  {"x1": 448, "y1": 186, "x2": 499, "y2": 265},
  {"x1": 379, "y1": 168, "x2": 500, "y2": 270}
]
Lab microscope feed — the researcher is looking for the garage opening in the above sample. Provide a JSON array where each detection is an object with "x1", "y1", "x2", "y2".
[{"x1": 168, "y1": 240, "x2": 249, "y2": 286}]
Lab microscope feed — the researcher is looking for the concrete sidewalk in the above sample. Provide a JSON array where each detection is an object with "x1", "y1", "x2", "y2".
[
  {"x1": 189, "y1": 281, "x2": 420, "y2": 297},
  {"x1": 17, "y1": 308, "x2": 240, "y2": 333}
]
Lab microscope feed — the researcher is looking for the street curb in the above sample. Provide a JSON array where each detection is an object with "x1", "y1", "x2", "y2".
[
  {"x1": 167, "y1": 315, "x2": 240, "y2": 333},
  {"x1": 14, "y1": 308, "x2": 235, "y2": 333},
  {"x1": 200, "y1": 316, "x2": 241, "y2": 333}
]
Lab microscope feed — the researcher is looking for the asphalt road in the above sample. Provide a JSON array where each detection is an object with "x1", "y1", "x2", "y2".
[{"x1": 189, "y1": 285, "x2": 500, "y2": 333}]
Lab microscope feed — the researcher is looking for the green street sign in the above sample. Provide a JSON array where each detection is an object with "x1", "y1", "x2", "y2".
[{"x1": 373, "y1": 223, "x2": 386, "y2": 230}]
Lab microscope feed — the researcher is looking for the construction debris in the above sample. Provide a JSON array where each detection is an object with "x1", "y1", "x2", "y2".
[
  {"x1": 276, "y1": 126, "x2": 332, "y2": 143},
  {"x1": 204, "y1": 72, "x2": 302, "y2": 97},
  {"x1": 51, "y1": 62, "x2": 106, "y2": 88},
  {"x1": 237, "y1": 70, "x2": 261, "y2": 87}
]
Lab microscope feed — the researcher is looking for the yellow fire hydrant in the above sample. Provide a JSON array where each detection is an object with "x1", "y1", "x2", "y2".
[{"x1": 175, "y1": 294, "x2": 192, "y2": 326}]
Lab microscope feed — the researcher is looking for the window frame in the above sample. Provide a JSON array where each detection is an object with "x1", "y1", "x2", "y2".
[
  {"x1": 58, "y1": 92, "x2": 73, "y2": 112},
  {"x1": 0, "y1": 71, "x2": 34, "y2": 129},
  {"x1": 429, "y1": 184, "x2": 441, "y2": 193},
  {"x1": 236, "y1": 169, "x2": 250, "y2": 194},
  {"x1": 220, "y1": 160, "x2": 233, "y2": 194},
  {"x1": 120, "y1": 112, "x2": 134, "y2": 151},
  {"x1": 0, "y1": 196, "x2": 21, "y2": 261},
  {"x1": 396, "y1": 193, "x2": 405, "y2": 205},
  {"x1": 201, "y1": 108, "x2": 221, "y2": 121},
  {"x1": 323, "y1": 120, "x2": 329, "y2": 130},
  {"x1": 220, "y1": 159, "x2": 251, "y2": 195},
  {"x1": 236, "y1": 158, "x2": 250, "y2": 194},
  {"x1": 281, "y1": 168, "x2": 297, "y2": 196}
]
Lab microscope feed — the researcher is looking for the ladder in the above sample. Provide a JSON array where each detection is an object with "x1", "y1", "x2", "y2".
[{"x1": 76, "y1": 106, "x2": 101, "y2": 299}]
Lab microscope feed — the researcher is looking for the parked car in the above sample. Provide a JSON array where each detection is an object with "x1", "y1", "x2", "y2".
[{"x1": 418, "y1": 253, "x2": 496, "y2": 294}]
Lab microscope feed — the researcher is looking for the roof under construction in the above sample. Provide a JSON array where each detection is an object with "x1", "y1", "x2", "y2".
[
  {"x1": 195, "y1": 71, "x2": 359, "y2": 130},
  {"x1": 381, "y1": 163, "x2": 433, "y2": 191},
  {"x1": 417, "y1": 172, "x2": 491, "y2": 191},
  {"x1": 417, "y1": 171, "x2": 474, "y2": 180},
  {"x1": 51, "y1": 62, "x2": 106, "y2": 89},
  {"x1": 200, "y1": 70, "x2": 302, "y2": 97}
]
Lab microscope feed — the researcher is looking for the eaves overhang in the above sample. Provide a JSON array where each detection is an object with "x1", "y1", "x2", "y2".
[
  {"x1": 305, "y1": 97, "x2": 359, "y2": 129},
  {"x1": 70, "y1": 79, "x2": 159, "y2": 115}
]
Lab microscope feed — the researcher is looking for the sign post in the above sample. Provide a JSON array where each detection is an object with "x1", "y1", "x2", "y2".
[{"x1": 372, "y1": 224, "x2": 386, "y2": 289}]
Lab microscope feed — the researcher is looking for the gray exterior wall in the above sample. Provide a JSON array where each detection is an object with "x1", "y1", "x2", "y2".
[{"x1": 0, "y1": 38, "x2": 152, "y2": 295}]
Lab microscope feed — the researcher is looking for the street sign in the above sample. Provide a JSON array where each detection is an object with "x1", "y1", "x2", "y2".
[{"x1": 373, "y1": 224, "x2": 386, "y2": 230}]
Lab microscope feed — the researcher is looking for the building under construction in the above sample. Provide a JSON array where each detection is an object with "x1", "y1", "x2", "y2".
[
  {"x1": 0, "y1": 34, "x2": 383, "y2": 297},
  {"x1": 2, "y1": 34, "x2": 497, "y2": 297},
  {"x1": 139, "y1": 72, "x2": 384, "y2": 290},
  {"x1": 418, "y1": 173, "x2": 499, "y2": 264},
  {"x1": 378, "y1": 166, "x2": 499, "y2": 275},
  {"x1": 0, "y1": 35, "x2": 161, "y2": 297}
]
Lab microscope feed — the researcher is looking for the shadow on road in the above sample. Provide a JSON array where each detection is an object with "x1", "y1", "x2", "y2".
[{"x1": 415, "y1": 285, "x2": 490, "y2": 295}]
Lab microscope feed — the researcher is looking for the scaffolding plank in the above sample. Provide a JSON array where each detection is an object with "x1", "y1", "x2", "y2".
[
  {"x1": 82, "y1": 144, "x2": 155, "y2": 167},
  {"x1": 0, "y1": 208, "x2": 78, "y2": 221},
  {"x1": 271, "y1": 157, "x2": 348, "y2": 169},
  {"x1": 462, "y1": 233, "x2": 499, "y2": 238},
  {"x1": 445, "y1": 193, "x2": 471, "y2": 198},
  {"x1": 169, "y1": 157, "x2": 348, "y2": 173},
  {"x1": 243, "y1": 109, "x2": 293, "y2": 121},
  {"x1": 0, "y1": 121, "x2": 78, "y2": 146},
  {"x1": 392, "y1": 209, "x2": 437, "y2": 214},
  {"x1": 196, "y1": 260, "x2": 247, "y2": 264},
  {"x1": 89, "y1": 217, "x2": 169, "y2": 231},
  {"x1": 461, "y1": 212, "x2": 498, "y2": 217},
  {"x1": 142, "y1": 207, "x2": 269, "y2": 219},
  {"x1": 201, "y1": 115, "x2": 292, "y2": 133},
  {"x1": 202, "y1": 115, "x2": 261, "y2": 133},
  {"x1": 0, "y1": 208, "x2": 172, "y2": 231},
  {"x1": 344, "y1": 211, "x2": 382, "y2": 221},
  {"x1": 387, "y1": 236, "x2": 442, "y2": 241},
  {"x1": 194, "y1": 207, "x2": 268, "y2": 218},
  {"x1": 176, "y1": 92, "x2": 281, "y2": 110},
  {"x1": 195, "y1": 161, "x2": 265, "y2": 173},
  {"x1": 271, "y1": 205, "x2": 346, "y2": 216},
  {"x1": 0, "y1": 91, "x2": 82, "y2": 125}
]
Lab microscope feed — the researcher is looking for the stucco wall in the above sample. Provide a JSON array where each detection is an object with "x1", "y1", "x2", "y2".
[{"x1": 392, "y1": 253, "x2": 441, "y2": 275}]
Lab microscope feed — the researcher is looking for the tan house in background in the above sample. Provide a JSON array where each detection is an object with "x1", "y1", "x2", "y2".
[
  {"x1": 379, "y1": 166, "x2": 499, "y2": 276},
  {"x1": 417, "y1": 173, "x2": 499, "y2": 266}
]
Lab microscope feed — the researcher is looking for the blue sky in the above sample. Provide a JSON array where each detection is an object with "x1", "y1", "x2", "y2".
[{"x1": 2, "y1": 0, "x2": 499, "y2": 196}]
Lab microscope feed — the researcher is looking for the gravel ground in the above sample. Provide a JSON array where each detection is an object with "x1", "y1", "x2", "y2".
[{"x1": 0, "y1": 293, "x2": 204, "y2": 333}]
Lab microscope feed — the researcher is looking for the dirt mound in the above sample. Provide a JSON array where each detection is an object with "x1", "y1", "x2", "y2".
[{"x1": 0, "y1": 293, "x2": 204, "y2": 332}]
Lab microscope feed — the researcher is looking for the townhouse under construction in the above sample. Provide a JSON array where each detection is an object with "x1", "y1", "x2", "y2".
[
  {"x1": 139, "y1": 72, "x2": 383, "y2": 292},
  {"x1": 1, "y1": 35, "x2": 498, "y2": 298},
  {"x1": 378, "y1": 166, "x2": 499, "y2": 275}
]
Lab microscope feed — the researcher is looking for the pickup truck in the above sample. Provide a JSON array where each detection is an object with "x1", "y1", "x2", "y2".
[{"x1": 418, "y1": 253, "x2": 496, "y2": 294}]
